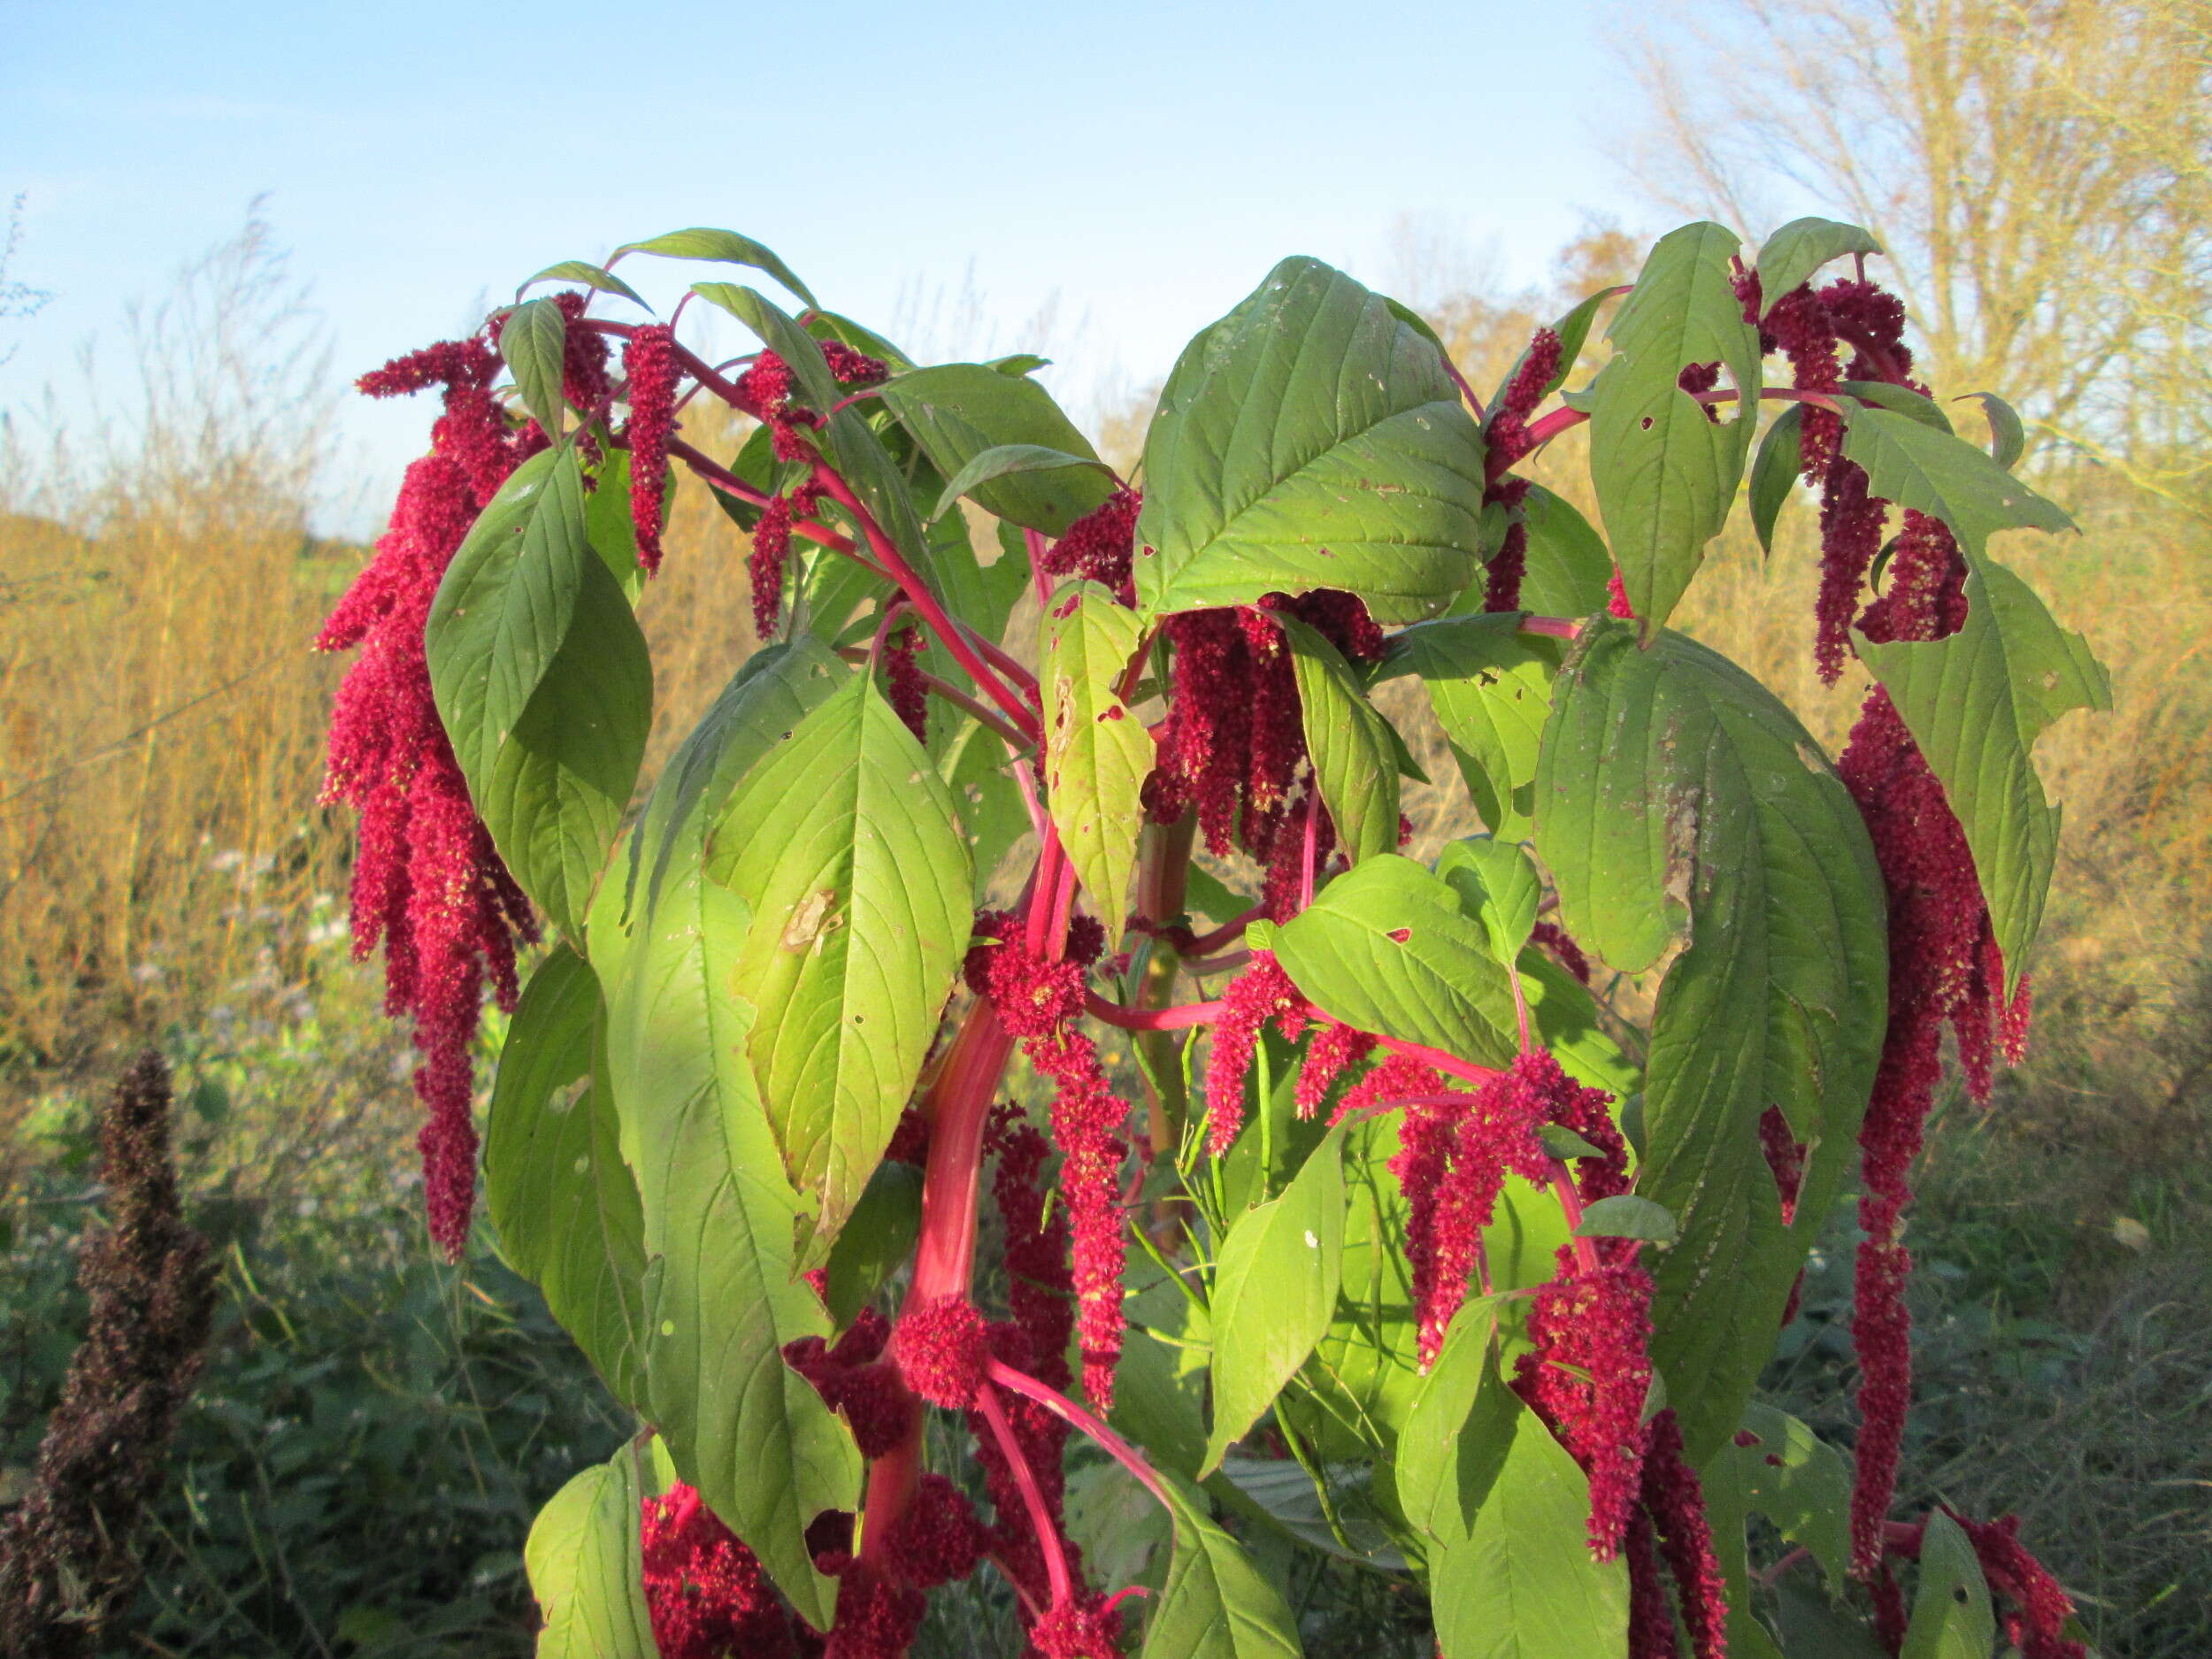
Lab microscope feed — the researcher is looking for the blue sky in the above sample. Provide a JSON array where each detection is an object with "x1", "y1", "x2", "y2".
[{"x1": 3, "y1": 0, "x2": 1652, "y2": 533}]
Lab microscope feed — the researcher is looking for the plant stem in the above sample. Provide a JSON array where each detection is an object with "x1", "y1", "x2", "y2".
[
  {"x1": 986, "y1": 1360, "x2": 1171, "y2": 1509},
  {"x1": 1084, "y1": 993, "x2": 1225, "y2": 1032},
  {"x1": 976, "y1": 1386, "x2": 1075, "y2": 1607}
]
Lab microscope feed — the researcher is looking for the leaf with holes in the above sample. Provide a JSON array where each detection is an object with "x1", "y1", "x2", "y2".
[
  {"x1": 1277, "y1": 613, "x2": 1402, "y2": 862},
  {"x1": 1588, "y1": 221, "x2": 1762, "y2": 627},
  {"x1": 1136, "y1": 257, "x2": 1489, "y2": 622},
  {"x1": 1535, "y1": 617, "x2": 1887, "y2": 1460},
  {"x1": 1257, "y1": 855, "x2": 1519, "y2": 1070},
  {"x1": 1901, "y1": 1511, "x2": 1997, "y2": 1659},
  {"x1": 705, "y1": 675, "x2": 972, "y2": 1258},
  {"x1": 1040, "y1": 579, "x2": 1154, "y2": 926}
]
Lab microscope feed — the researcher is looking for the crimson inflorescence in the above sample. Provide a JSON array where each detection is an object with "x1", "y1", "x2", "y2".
[
  {"x1": 1202, "y1": 952, "x2": 1308, "y2": 1156},
  {"x1": 639, "y1": 1482, "x2": 809, "y2": 1659},
  {"x1": 889, "y1": 1295, "x2": 989, "y2": 1409},
  {"x1": 1515, "y1": 1247, "x2": 1657, "y2": 1561},
  {"x1": 622, "y1": 323, "x2": 680, "y2": 573},
  {"x1": 1041, "y1": 488, "x2": 1142, "y2": 607},
  {"x1": 1479, "y1": 325, "x2": 1562, "y2": 612},
  {"x1": 964, "y1": 917, "x2": 1127, "y2": 1408},
  {"x1": 749, "y1": 477, "x2": 828, "y2": 639},
  {"x1": 783, "y1": 1310, "x2": 917, "y2": 1461},
  {"x1": 1530, "y1": 918, "x2": 1594, "y2": 985},
  {"x1": 1946, "y1": 1510, "x2": 2085, "y2": 1659},
  {"x1": 1638, "y1": 1409, "x2": 1729, "y2": 1659},
  {"x1": 1144, "y1": 590, "x2": 1385, "y2": 862},
  {"x1": 880, "y1": 1473, "x2": 986, "y2": 1592},
  {"x1": 884, "y1": 624, "x2": 928, "y2": 743},
  {"x1": 319, "y1": 335, "x2": 541, "y2": 1256}
]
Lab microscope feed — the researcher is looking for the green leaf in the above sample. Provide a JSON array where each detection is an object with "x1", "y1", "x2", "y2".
[
  {"x1": 931, "y1": 442, "x2": 1117, "y2": 523},
  {"x1": 1954, "y1": 391, "x2": 2025, "y2": 470},
  {"x1": 1750, "y1": 403, "x2": 1805, "y2": 555},
  {"x1": 1141, "y1": 1471, "x2": 1306, "y2": 1658},
  {"x1": 1755, "y1": 218, "x2": 1883, "y2": 311},
  {"x1": 1378, "y1": 612, "x2": 1558, "y2": 841},
  {"x1": 524, "y1": 1448, "x2": 656, "y2": 1658},
  {"x1": 706, "y1": 676, "x2": 972, "y2": 1257},
  {"x1": 822, "y1": 1158, "x2": 925, "y2": 1329},
  {"x1": 1039, "y1": 580, "x2": 1154, "y2": 926},
  {"x1": 501, "y1": 296, "x2": 570, "y2": 439},
  {"x1": 1486, "y1": 285, "x2": 1625, "y2": 423},
  {"x1": 1434, "y1": 835, "x2": 1541, "y2": 967},
  {"x1": 1536, "y1": 618, "x2": 1888, "y2": 1460},
  {"x1": 583, "y1": 447, "x2": 649, "y2": 596},
  {"x1": 1430, "y1": 1396, "x2": 1630, "y2": 1659},
  {"x1": 1277, "y1": 614, "x2": 1402, "y2": 862},
  {"x1": 1841, "y1": 380, "x2": 1953, "y2": 433},
  {"x1": 877, "y1": 364, "x2": 1114, "y2": 535},
  {"x1": 1136, "y1": 257, "x2": 1489, "y2": 623},
  {"x1": 1217, "y1": 1455, "x2": 1408, "y2": 1570},
  {"x1": 588, "y1": 644, "x2": 858, "y2": 1628},
  {"x1": 1901, "y1": 1510, "x2": 1997, "y2": 1659},
  {"x1": 691, "y1": 283, "x2": 840, "y2": 413},
  {"x1": 1588, "y1": 222, "x2": 1762, "y2": 628},
  {"x1": 1515, "y1": 485, "x2": 1614, "y2": 620},
  {"x1": 519, "y1": 259, "x2": 650, "y2": 311},
  {"x1": 1394, "y1": 1296, "x2": 1513, "y2": 1543},
  {"x1": 1705, "y1": 1403, "x2": 1855, "y2": 1589},
  {"x1": 1202, "y1": 1127, "x2": 1348, "y2": 1475},
  {"x1": 427, "y1": 445, "x2": 650, "y2": 937},
  {"x1": 611, "y1": 227, "x2": 817, "y2": 309},
  {"x1": 1839, "y1": 404, "x2": 2074, "y2": 552},
  {"x1": 1261, "y1": 855, "x2": 1519, "y2": 1071},
  {"x1": 1777, "y1": 1578, "x2": 1893, "y2": 1659},
  {"x1": 485, "y1": 947, "x2": 646, "y2": 1407},
  {"x1": 1573, "y1": 1194, "x2": 1678, "y2": 1244},
  {"x1": 807, "y1": 309, "x2": 913, "y2": 371},
  {"x1": 1855, "y1": 550, "x2": 2108, "y2": 990}
]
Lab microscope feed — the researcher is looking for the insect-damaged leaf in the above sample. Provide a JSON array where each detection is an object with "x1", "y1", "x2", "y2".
[
  {"x1": 705, "y1": 675, "x2": 972, "y2": 1260},
  {"x1": 1535, "y1": 618, "x2": 1887, "y2": 1460}
]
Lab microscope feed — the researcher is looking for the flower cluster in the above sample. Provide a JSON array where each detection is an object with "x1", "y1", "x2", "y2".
[
  {"x1": 1479, "y1": 326, "x2": 1561, "y2": 612},
  {"x1": 622, "y1": 323, "x2": 680, "y2": 573},
  {"x1": 783, "y1": 1309, "x2": 916, "y2": 1461},
  {"x1": 1635, "y1": 1409, "x2": 1728, "y2": 1659},
  {"x1": 639, "y1": 1482, "x2": 810, "y2": 1659},
  {"x1": 884, "y1": 624, "x2": 928, "y2": 743},
  {"x1": 964, "y1": 917, "x2": 1127, "y2": 1408},
  {"x1": 1144, "y1": 591, "x2": 1385, "y2": 862},
  {"x1": 1039, "y1": 488, "x2": 1142, "y2": 607},
  {"x1": 319, "y1": 334, "x2": 541, "y2": 1256},
  {"x1": 1514, "y1": 1248, "x2": 1656, "y2": 1561}
]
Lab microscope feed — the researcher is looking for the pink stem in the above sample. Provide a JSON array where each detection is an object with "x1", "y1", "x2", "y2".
[
  {"x1": 987, "y1": 1360, "x2": 1171, "y2": 1509},
  {"x1": 976, "y1": 1385, "x2": 1074, "y2": 1608},
  {"x1": 809, "y1": 462, "x2": 1041, "y2": 741},
  {"x1": 1517, "y1": 615, "x2": 1581, "y2": 641},
  {"x1": 1084, "y1": 993, "x2": 1225, "y2": 1032},
  {"x1": 1179, "y1": 948, "x2": 1254, "y2": 977},
  {"x1": 1182, "y1": 906, "x2": 1263, "y2": 957},
  {"x1": 1486, "y1": 407, "x2": 1587, "y2": 482},
  {"x1": 1025, "y1": 526, "x2": 1053, "y2": 605},
  {"x1": 1371, "y1": 1032, "x2": 1505, "y2": 1088},
  {"x1": 1548, "y1": 1159, "x2": 1602, "y2": 1273}
]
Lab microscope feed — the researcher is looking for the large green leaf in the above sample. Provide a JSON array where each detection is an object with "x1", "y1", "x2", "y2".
[
  {"x1": 1393, "y1": 1295, "x2": 1513, "y2": 1544},
  {"x1": 691, "y1": 282, "x2": 841, "y2": 412},
  {"x1": 1843, "y1": 409, "x2": 2106, "y2": 986},
  {"x1": 1040, "y1": 579, "x2": 1154, "y2": 927},
  {"x1": 519, "y1": 258, "x2": 650, "y2": 311},
  {"x1": 932, "y1": 442, "x2": 1117, "y2": 523},
  {"x1": 1901, "y1": 1511, "x2": 1997, "y2": 1659},
  {"x1": 524, "y1": 1448, "x2": 657, "y2": 1659},
  {"x1": 501, "y1": 295, "x2": 570, "y2": 439},
  {"x1": 1135, "y1": 257, "x2": 1489, "y2": 622},
  {"x1": 1430, "y1": 1396, "x2": 1630, "y2": 1659},
  {"x1": 1703, "y1": 1403, "x2": 1855, "y2": 1590},
  {"x1": 484, "y1": 947, "x2": 647, "y2": 1408},
  {"x1": 611, "y1": 226, "x2": 818, "y2": 309},
  {"x1": 705, "y1": 675, "x2": 972, "y2": 1256},
  {"x1": 876, "y1": 363, "x2": 1114, "y2": 535},
  {"x1": 1379, "y1": 612, "x2": 1558, "y2": 841},
  {"x1": 1535, "y1": 618, "x2": 1887, "y2": 1460},
  {"x1": 1277, "y1": 614, "x2": 1402, "y2": 861},
  {"x1": 427, "y1": 445, "x2": 651, "y2": 936},
  {"x1": 1588, "y1": 222, "x2": 1763, "y2": 627},
  {"x1": 1750, "y1": 403, "x2": 1805, "y2": 554},
  {"x1": 1141, "y1": 1472, "x2": 1306, "y2": 1658},
  {"x1": 940, "y1": 713, "x2": 1031, "y2": 903},
  {"x1": 1256, "y1": 855, "x2": 1520, "y2": 1071},
  {"x1": 588, "y1": 646, "x2": 859, "y2": 1630},
  {"x1": 1202, "y1": 1127, "x2": 1348, "y2": 1475},
  {"x1": 1754, "y1": 217, "x2": 1883, "y2": 311}
]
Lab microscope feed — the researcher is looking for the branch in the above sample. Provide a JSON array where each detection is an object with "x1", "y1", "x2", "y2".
[
  {"x1": 1084, "y1": 993, "x2": 1225, "y2": 1032},
  {"x1": 987, "y1": 1360, "x2": 1171, "y2": 1509}
]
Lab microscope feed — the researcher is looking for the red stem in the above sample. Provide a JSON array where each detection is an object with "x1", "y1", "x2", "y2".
[
  {"x1": 1025, "y1": 526, "x2": 1052, "y2": 605},
  {"x1": 809, "y1": 461, "x2": 1041, "y2": 741},
  {"x1": 1182, "y1": 905, "x2": 1263, "y2": 957},
  {"x1": 976, "y1": 1386, "x2": 1074, "y2": 1608},
  {"x1": 1517, "y1": 615, "x2": 1581, "y2": 641},
  {"x1": 1084, "y1": 992, "x2": 1225, "y2": 1032},
  {"x1": 1371, "y1": 1032, "x2": 1505, "y2": 1088},
  {"x1": 1486, "y1": 407, "x2": 1587, "y2": 482},
  {"x1": 834, "y1": 649, "x2": 1031, "y2": 750},
  {"x1": 987, "y1": 1360, "x2": 1171, "y2": 1509},
  {"x1": 1548, "y1": 1159, "x2": 1602, "y2": 1273}
]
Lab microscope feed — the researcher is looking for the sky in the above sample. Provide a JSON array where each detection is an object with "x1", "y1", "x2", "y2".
[{"x1": 1, "y1": 0, "x2": 1653, "y2": 535}]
